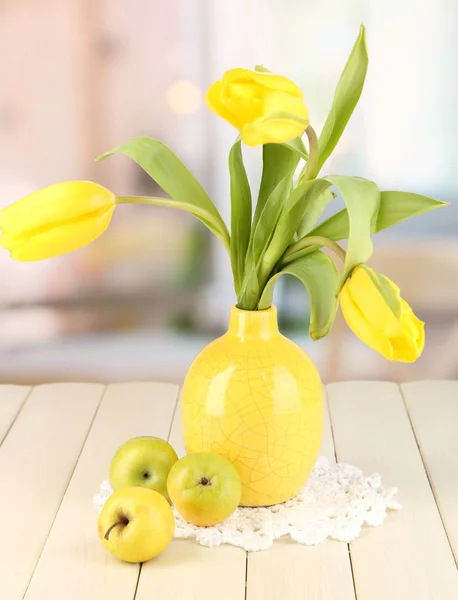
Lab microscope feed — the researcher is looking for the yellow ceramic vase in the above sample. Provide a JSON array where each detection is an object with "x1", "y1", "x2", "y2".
[{"x1": 182, "y1": 306, "x2": 323, "y2": 507}]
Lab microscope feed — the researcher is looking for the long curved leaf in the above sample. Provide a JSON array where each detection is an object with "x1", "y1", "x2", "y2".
[
  {"x1": 375, "y1": 191, "x2": 450, "y2": 231},
  {"x1": 258, "y1": 251, "x2": 339, "y2": 339},
  {"x1": 238, "y1": 174, "x2": 293, "y2": 309},
  {"x1": 309, "y1": 190, "x2": 449, "y2": 241},
  {"x1": 97, "y1": 136, "x2": 230, "y2": 249},
  {"x1": 229, "y1": 140, "x2": 252, "y2": 295},
  {"x1": 297, "y1": 189, "x2": 334, "y2": 238},
  {"x1": 317, "y1": 25, "x2": 368, "y2": 174},
  {"x1": 254, "y1": 143, "x2": 301, "y2": 225},
  {"x1": 283, "y1": 189, "x2": 449, "y2": 266},
  {"x1": 307, "y1": 209, "x2": 349, "y2": 242},
  {"x1": 325, "y1": 175, "x2": 380, "y2": 282},
  {"x1": 282, "y1": 137, "x2": 308, "y2": 160},
  {"x1": 259, "y1": 179, "x2": 331, "y2": 284}
]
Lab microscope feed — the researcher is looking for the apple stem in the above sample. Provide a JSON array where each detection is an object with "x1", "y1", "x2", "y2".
[{"x1": 104, "y1": 518, "x2": 128, "y2": 540}]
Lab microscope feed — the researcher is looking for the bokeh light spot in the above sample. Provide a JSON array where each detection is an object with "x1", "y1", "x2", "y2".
[{"x1": 166, "y1": 80, "x2": 202, "y2": 114}]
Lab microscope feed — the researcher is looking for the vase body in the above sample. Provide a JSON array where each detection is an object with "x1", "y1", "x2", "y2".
[{"x1": 182, "y1": 306, "x2": 323, "y2": 507}]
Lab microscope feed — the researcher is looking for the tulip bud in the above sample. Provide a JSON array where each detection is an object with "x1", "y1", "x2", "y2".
[
  {"x1": 206, "y1": 68, "x2": 309, "y2": 146},
  {"x1": 340, "y1": 266, "x2": 425, "y2": 362},
  {"x1": 0, "y1": 181, "x2": 115, "y2": 261}
]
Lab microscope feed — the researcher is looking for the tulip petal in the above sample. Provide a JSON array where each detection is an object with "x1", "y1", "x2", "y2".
[
  {"x1": 223, "y1": 68, "x2": 304, "y2": 96},
  {"x1": 390, "y1": 300, "x2": 425, "y2": 362},
  {"x1": 341, "y1": 284, "x2": 394, "y2": 359},
  {"x1": 341, "y1": 267, "x2": 425, "y2": 363},
  {"x1": 0, "y1": 181, "x2": 115, "y2": 261},
  {"x1": 206, "y1": 68, "x2": 309, "y2": 142},
  {"x1": 206, "y1": 81, "x2": 243, "y2": 129},
  {"x1": 221, "y1": 80, "x2": 264, "y2": 124},
  {"x1": 0, "y1": 182, "x2": 114, "y2": 238},
  {"x1": 264, "y1": 91, "x2": 309, "y2": 121},
  {"x1": 7, "y1": 207, "x2": 115, "y2": 261},
  {"x1": 391, "y1": 334, "x2": 423, "y2": 362},
  {"x1": 241, "y1": 112, "x2": 309, "y2": 147},
  {"x1": 345, "y1": 267, "x2": 402, "y2": 336}
]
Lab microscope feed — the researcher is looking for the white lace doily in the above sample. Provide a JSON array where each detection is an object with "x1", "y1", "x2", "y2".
[{"x1": 93, "y1": 456, "x2": 401, "y2": 552}]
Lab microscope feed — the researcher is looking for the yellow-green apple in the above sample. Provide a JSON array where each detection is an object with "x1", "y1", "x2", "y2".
[
  {"x1": 109, "y1": 436, "x2": 178, "y2": 500},
  {"x1": 98, "y1": 486, "x2": 175, "y2": 562},
  {"x1": 167, "y1": 452, "x2": 242, "y2": 526}
]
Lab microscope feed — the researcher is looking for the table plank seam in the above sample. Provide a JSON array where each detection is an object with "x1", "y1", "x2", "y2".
[
  {"x1": 0, "y1": 386, "x2": 33, "y2": 448},
  {"x1": 21, "y1": 384, "x2": 108, "y2": 600},
  {"x1": 132, "y1": 564, "x2": 143, "y2": 600},
  {"x1": 399, "y1": 384, "x2": 458, "y2": 569},
  {"x1": 133, "y1": 384, "x2": 180, "y2": 600},
  {"x1": 324, "y1": 386, "x2": 358, "y2": 600},
  {"x1": 347, "y1": 546, "x2": 359, "y2": 600},
  {"x1": 166, "y1": 387, "x2": 181, "y2": 444},
  {"x1": 244, "y1": 550, "x2": 249, "y2": 600}
]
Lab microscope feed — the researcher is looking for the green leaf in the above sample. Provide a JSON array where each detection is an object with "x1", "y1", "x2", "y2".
[
  {"x1": 238, "y1": 174, "x2": 293, "y2": 310},
  {"x1": 259, "y1": 179, "x2": 332, "y2": 284},
  {"x1": 97, "y1": 136, "x2": 230, "y2": 250},
  {"x1": 253, "y1": 174, "x2": 294, "y2": 264},
  {"x1": 282, "y1": 136, "x2": 308, "y2": 160},
  {"x1": 237, "y1": 258, "x2": 260, "y2": 311},
  {"x1": 229, "y1": 140, "x2": 252, "y2": 296},
  {"x1": 307, "y1": 209, "x2": 349, "y2": 242},
  {"x1": 254, "y1": 65, "x2": 272, "y2": 73},
  {"x1": 258, "y1": 251, "x2": 339, "y2": 339},
  {"x1": 285, "y1": 189, "x2": 449, "y2": 266},
  {"x1": 325, "y1": 175, "x2": 380, "y2": 282},
  {"x1": 309, "y1": 190, "x2": 449, "y2": 242},
  {"x1": 297, "y1": 189, "x2": 334, "y2": 238},
  {"x1": 375, "y1": 191, "x2": 450, "y2": 232},
  {"x1": 253, "y1": 143, "x2": 301, "y2": 225},
  {"x1": 317, "y1": 25, "x2": 368, "y2": 173}
]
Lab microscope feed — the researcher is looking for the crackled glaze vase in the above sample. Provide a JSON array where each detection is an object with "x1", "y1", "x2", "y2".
[{"x1": 182, "y1": 306, "x2": 323, "y2": 507}]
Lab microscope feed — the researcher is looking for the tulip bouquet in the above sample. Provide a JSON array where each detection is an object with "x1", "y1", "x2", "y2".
[{"x1": 0, "y1": 25, "x2": 448, "y2": 362}]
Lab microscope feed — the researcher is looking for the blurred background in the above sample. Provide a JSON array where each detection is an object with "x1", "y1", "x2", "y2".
[{"x1": 1, "y1": 0, "x2": 457, "y2": 384}]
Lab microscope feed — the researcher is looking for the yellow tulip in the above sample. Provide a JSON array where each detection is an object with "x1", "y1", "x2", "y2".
[
  {"x1": 340, "y1": 266, "x2": 425, "y2": 362},
  {"x1": 206, "y1": 68, "x2": 309, "y2": 146},
  {"x1": 0, "y1": 181, "x2": 115, "y2": 261}
]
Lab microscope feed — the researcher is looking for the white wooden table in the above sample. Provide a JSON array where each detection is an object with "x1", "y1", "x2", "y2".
[{"x1": 1, "y1": 381, "x2": 457, "y2": 600}]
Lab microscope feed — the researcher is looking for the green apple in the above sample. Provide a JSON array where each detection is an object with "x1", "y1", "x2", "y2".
[
  {"x1": 109, "y1": 436, "x2": 178, "y2": 500},
  {"x1": 98, "y1": 486, "x2": 175, "y2": 563},
  {"x1": 167, "y1": 452, "x2": 242, "y2": 526}
]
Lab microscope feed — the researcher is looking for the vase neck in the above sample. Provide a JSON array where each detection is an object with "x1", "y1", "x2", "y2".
[{"x1": 227, "y1": 306, "x2": 279, "y2": 341}]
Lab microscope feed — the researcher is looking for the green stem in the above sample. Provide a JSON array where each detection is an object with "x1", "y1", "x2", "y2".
[
  {"x1": 298, "y1": 126, "x2": 319, "y2": 182},
  {"x1": 116, "y1": 195, "x2": 162, "y2": 205},
  {"x1": 115, "y1": 195, "x2": 231, "y2": 253},
  {"x1": 281, "y1": 235, "x2": 346, "y2": 265}
]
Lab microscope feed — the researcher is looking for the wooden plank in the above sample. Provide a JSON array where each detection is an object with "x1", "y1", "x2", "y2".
[
  {"x1": 24, "y1": 382, "x2": 179, "y2": 600},
  {"x1": 0, "y1": 383, "x2": 104, "y2": 600},
  {"x1": 0, "y1": 385, "x2": 31, "y2": 444},
  {"x1": 247, "y1": 391, "x2": 356, "y2": 600},
  {"x1": 136, "y1": 393, "x2": 247, "y2": 600},
  {"x1": 137, "y1": 541, "x2": 247, "y2": 600},
  {"x1": 327, "y1": 381, "x2": 458, "y2": 600},
  {"x1": 401, "y1": 380, "x2": 458, "y2": 564},
  {"x1": 321, "y1": 392, "x2": 340, "y2": 460}
]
